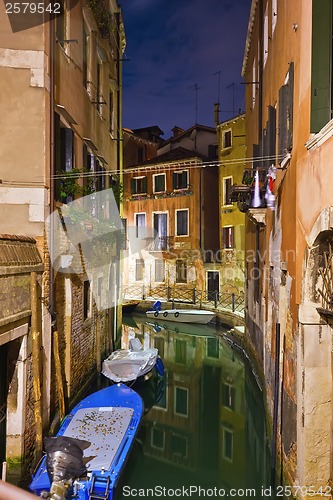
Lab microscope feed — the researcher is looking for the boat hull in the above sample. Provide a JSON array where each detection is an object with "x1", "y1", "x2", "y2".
[
  {"x1": 146, "y1": 309, "x2": 215, "y2": 324},
  {"x1": 30, "y1": 384, "x2": 143, "y2": 499}
]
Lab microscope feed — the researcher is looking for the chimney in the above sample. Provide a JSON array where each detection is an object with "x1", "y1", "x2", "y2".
[
  {"x1": 214, "y1": 103, "x2": 220, "y2": 127},
  {"x1": 172, "y1": 126, "x2": 184, "y2": 139}
]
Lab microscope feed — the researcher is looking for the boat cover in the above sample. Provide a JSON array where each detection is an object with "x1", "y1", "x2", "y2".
[
  {"x1": 102, "y1": 348, "x2": 158, "y2": 383},
  {"x1": 63, "y1": 407, "x2": 134, "y2": 470}
]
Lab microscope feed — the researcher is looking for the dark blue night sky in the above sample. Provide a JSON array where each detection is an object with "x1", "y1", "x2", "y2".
[{"x1": 120, "y1": 0, "x2": 251, "y2": 139}]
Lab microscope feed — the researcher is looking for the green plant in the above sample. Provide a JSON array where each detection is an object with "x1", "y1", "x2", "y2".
[
  {"x1": 86, "y1": 0, "x2": 110, "y2": 37},
  {"x1": 110, "y1": 175, "x2": 123, "y2": 206},
  {"x1": 59, "y1": 168, "x2": 82, "y2": 199}
]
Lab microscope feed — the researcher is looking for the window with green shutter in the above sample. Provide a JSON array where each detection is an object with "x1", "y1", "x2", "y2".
[
  {"x1": 311, "y1": 0, "x2": 333, "y2": 133},
  {"x1": 172, "y1": 170, "x2": 188, "y2": 190},
  {"x1": 130, "y1": 176, "x2": 147, "y2": 194}
]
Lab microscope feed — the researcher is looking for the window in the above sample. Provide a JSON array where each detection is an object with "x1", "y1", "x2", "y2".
[
  {"x1": 172, "y1": 170, "x2": 188, "y2": 190},
  {"x1": 222, "y1": 427, "x2": 233, "y2": 462},
  {"x1": 54, "y1": 114, "x2": 75, "y2": 202},
  {"x1": 131, "y1": 176, "x2": 147, "y2": 195},
  {"x1": 153, "y1": 173, "x2": 166, "y2": 193},
  {"x1": 153, "y1": 213, "x2": 168, "y2": 250},
  {"x1": 222, "y1": 226, "x2": 234, "y2": 249},
  {"x1": 311, "y1": 0, "x2": 332, "y2": 132},
  {"x1": 278, "y1": 63, "x2": 294, "y2": 156},
  {"x1": 208, "y1": 144, "x2": 218, "y2": 160},
  {"x1": 83, "y1": 280, "x2": 91, "y2": 320},
  {"x1": 171, "y1": 434, "x2": 188, "y2": 458},
  {"x1": 223, "y1": 177, "x2": 232, "y2": 206},
  {"x1": 96, "y1": 57, "x2": 103, "y2": 114},
  {"x1": 263, "y1": 2, "x2": 269, "y2": 66},
  {"x1": 222, "y1": 130, "x2": 232, "y2": 149},
  {"x1": 155, "y1": 259, "x2": 165, "y2": 282},
  {"x1": 135, "y1": 213, "x2": 146, "y2": 239},
  {"x1": 175, "y1": 340, "x2": 187, "y2": 364},
  {"x1": 175, "y1": 209, "x2": 189, "y2": 236},
  {"x1": 222, "y1": 383, "x2": 235, "y2": 410},
  {"x1": 155, "y1": 370, "x2": 167, "y2": 409},
  {"x1": 109, "y1": 89, "x2": 114, "y2": 134},
  {"x1": 151, "y1": 428, "x2": 165, "y2": 450},
  {"x1": 176, "y1": 260, "x2": 187, "y2": 283},
  {"x1": 135, "y1": 259, "x2": 144, "y2": 281},
  {"x1": 207, "y1": 337, "x2": 219, "y2": 358},
  {"x1": 174, "y1": 387, "x2": 188, "y2": 416},
  {"x1": 272, "y1": 0, "x2": 277, "y2": 34},
  {"x1": 83, "y1": 24, "x2": 89, "y2": 89},
  {"x1": 56, "y1": 0, "x2": 68, "y2": 46}
]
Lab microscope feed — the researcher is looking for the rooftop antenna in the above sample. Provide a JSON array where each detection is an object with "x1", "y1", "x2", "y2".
[
  {"x1": 188, "y1": 83, "x2": 201, "y2": 124},
  {"x1": 227, "y1": 82, "x2": 235, "y2": 116}
]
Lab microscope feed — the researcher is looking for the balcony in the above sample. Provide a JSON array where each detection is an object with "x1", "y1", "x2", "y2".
[{"x1": 146, "y1": 236, "x2": 174, "y2": 252}]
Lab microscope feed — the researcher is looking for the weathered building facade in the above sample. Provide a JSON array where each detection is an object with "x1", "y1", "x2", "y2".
[
  {"x1": 0, "y1": 0, "x2": 125, "y2": 482},
  {"x1": 122, "y1": 124, "x2": 220, "y2": 299},
  {"x1": 242, "y1": 0, "x2": 333, "y2": 493},
  {"x1": 217, "y1": 114, "x2": 246, "y2": 295}
]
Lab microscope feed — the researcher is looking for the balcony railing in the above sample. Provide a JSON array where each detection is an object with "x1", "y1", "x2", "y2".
[{"x1": 146, "y1": 236, "x2": 174, "y2": 252}]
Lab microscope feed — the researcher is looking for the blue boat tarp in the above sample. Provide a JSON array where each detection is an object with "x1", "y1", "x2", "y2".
[{"x1": 30, "y1": 383, "x2": 143, "y2": 499}]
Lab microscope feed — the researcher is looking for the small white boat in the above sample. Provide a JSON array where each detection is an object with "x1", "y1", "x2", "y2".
[
  {"x1": 102, "y1": 338, "x2": 162, "y2": 383},
  {"x1": 146, "y1": 302, "x2": 215, "y2": 324}
]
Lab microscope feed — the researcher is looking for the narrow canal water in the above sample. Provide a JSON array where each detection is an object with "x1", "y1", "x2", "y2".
[{"x1": 114, "y1": 313, "x2": 271, "y2": 500}]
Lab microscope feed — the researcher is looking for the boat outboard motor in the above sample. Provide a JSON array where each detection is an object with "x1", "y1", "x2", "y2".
[
  {"x1": 42, "y1": 436, "x2": 90, "y2": 499},
  {"x1": 150, "y1": 300, "x2": 161, "y2": 312}
]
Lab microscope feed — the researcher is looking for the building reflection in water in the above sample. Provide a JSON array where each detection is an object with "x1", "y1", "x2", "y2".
[{"x1": 118, "y1": 314, "x2": 270, "y2": 495}]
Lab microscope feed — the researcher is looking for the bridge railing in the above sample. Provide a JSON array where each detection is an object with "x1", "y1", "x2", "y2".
[{"x1": 122, "y1": 284, "x2": 244, "y2": 313}]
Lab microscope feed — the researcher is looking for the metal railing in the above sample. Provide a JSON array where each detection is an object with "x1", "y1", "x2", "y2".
[{"x1": 122, "y1": 284, "x2": 244, "y2": 313}]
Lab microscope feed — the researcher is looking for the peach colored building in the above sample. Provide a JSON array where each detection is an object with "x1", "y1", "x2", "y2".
[{"x1": 241, "y1": 0, "x2": 333, "y2": 492}]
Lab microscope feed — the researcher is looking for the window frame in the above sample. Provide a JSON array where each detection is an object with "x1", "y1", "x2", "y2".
[
  {"x1": 172, "y1": 169, "x2": 189, "y2": 190},
  {"x1": 83, "y1": 280, "x2": 91, "y2": 320},
  {"x1": 135, "y1": 258, "x2": 145, "y2": 282},
  {"x1": 153, "y1": 173, "x2": 166, "y2": 193},
  {"x1": 134, "y1": 212, "x2": 146, "y2": 239},
  {"x1": 131, "y1": 176, "x2": 147, "y2": 195},
  {"x1": 155, "y1": 259, "x2": 165, "y2": 283},
  {"x1": 222, "y1": 226, "x2": 234, "y2": 249},
  {"x1": 175, "y1": 208, "x2": 189, "y2": 237},
  {"x1": 176, "y1": 259, "x2": 187, "y2": 283},
  {"x1": 222, "y1": 427, "x2": 233, "y2": 462},
  {"x1": 222, "y1": 129, "x2": 232, "y2": 149},
  {"x1": 174, "y1": 386, "x2": 189, "y2": 417},
  {"x1": 151, "y1": 427, "x2": 165, "y2": 450},
  {"x1": 222, "y1": 176, "x2": 233, "y2": 206}
]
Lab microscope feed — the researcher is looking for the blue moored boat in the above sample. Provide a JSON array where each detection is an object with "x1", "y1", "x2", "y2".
[{"x1": 30, "y1": 383, "x2": 143, "y2": 499}]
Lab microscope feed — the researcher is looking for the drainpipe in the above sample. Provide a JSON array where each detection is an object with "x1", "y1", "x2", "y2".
[
  {"x1": 30, "y1": 272, "x2": 43, "y2": 458},
  {"x1": 271, "y1": 322, "x2": 281, "y2": 486},
  {"x1": 49, "y1": 3, "x2": 56, "y2": 322}
]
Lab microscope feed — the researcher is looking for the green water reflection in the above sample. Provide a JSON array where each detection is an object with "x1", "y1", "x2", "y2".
[{"x1": 116, "y1": 314, "x2": 270, "y2": 499}]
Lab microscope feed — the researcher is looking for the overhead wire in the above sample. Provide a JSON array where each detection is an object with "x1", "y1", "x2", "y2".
[{"x1": 0, "y1": 154, "x2": 284, "y2": 185}]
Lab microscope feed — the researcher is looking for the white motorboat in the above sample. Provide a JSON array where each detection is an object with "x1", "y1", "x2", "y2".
[
  {"x1": 146, "y1": 302, "x2": 215, "y2": 324},
  {"x1": 102, "y1": 338, "x2": 162, "y2": 383}
]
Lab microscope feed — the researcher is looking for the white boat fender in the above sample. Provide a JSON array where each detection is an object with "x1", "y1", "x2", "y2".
[{"x1": 174, "y1": 312, "x2": 179, "y2": 318}]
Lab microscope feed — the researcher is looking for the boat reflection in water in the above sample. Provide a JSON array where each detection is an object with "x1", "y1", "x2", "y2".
[{"x1": 117, "y1": 314, "x2": 270, "y2": 497}]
